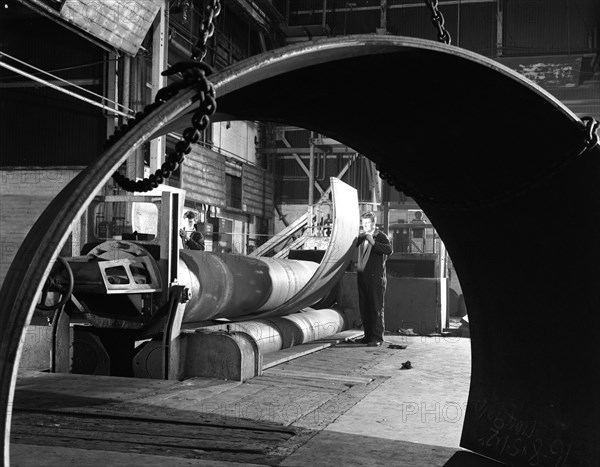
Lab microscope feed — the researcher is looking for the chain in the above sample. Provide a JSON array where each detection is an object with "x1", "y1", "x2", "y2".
[
  {"x1": 424, "y1": 0, "x2": 451, "y2": 45},
  {"x1": 581, "y1": 116, "x2": 599, "y2": 149},
  {"x1": 192, "y1": 0, "x2": 222, "y2": 61},
  {"x1": 110, "y1": 0, "x2": 221, "y2": 193},
  {"x1": 378, "y1": 117, "x2": 600, "y2": 211}
]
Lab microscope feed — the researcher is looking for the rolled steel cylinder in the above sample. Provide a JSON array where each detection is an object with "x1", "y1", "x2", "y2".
[
  {"x1": 196, "y1": 307, "x2": 348, "y2": 355},
  {"x1": 178, "y1": 251, "x2": 318, "y2": 323}
]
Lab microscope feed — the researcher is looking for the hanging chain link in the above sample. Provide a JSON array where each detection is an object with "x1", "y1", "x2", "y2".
[
  {"x1": 111, "y1": 0, "x2": 221, "y2": 193},
  {"x1": 581, "y1": 116, "x2": 600, "y2": 149},
  {"x1": 192, "y1": 0, "x2": 222, "y2": 61},
  {"x1": 424, "y1": 0, "x2": 451, "y2": 45}
]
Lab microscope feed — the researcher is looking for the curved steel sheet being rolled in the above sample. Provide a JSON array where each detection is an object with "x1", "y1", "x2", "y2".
[
  {"x1": 177, "y1": 178, "x2": 357, "y2": 322},
  {"x1": 238, "y1": 177, "x2": 358, "y2": 320}
]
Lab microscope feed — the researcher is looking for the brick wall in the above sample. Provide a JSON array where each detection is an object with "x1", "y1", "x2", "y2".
[{"x1": 0, "y1": 168, "x2": 83, "y2": 287}]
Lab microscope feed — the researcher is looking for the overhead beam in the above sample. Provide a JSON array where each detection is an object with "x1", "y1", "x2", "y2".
[
  {"x1": 281, "y1": 136, "x2": 325, "y2": 196},
  {"x1": 290, "y1": 0, "x2": 496, "y2": 15},
  {"x1": 315, "y1": 153, "x2": 359, "y2": 204},
  {"x1": 0, "y1": 60, "x2": 131, "y2": 118},
  {"x1": 0, "y1": 78, "x2": 100, "y2": 89},
  {"x1": 224, "y1": 0, "x2": 283, "y2": 33},
  {"x1": 258, "y1": 147, "x2": 356, "y2": 154}
]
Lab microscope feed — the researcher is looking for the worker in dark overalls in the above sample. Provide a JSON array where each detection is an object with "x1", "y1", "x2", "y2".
[{"x1": 354, "y1": 211, "x2": 393, "y2": 346}]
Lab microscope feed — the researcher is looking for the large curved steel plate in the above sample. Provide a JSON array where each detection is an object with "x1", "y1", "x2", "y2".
[
  {"x1": 239, "y1": 177, "x2": 358, "y2": 319},
  {"x1": 1, "y1": 35, "x2": 599, "y2": 466}
]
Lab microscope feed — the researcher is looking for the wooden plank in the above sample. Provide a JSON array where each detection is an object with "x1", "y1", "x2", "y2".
[
  {"x1": 182, "y1": 145, "x2": 274, "y2": 218},
  {"x1": 10, "y1": 336, "x2": 398, "y2": 463},
  {"x1": 246, "y1": 376, "x2": 344, "y2": 392},
  {"x1": 12, "y1": 411, "x2": 292, "y2": 448},
  {"x1": 262, "y1": 342, "x2": 333, "y2": 368},
  {"x1": 11, "y1": 431, "x2": 286, "y2": 463},
  {"x1": 263, "y1": 369, "x2": 374, "y2": 385}
]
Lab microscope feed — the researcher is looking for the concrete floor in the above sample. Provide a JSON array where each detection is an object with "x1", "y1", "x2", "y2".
[
  {"x1": 280, "y1": 334, "x2": 474, "y2": 467},
  {"x1": 10, "y1": 332, "x2": 501, "y2": 466}
]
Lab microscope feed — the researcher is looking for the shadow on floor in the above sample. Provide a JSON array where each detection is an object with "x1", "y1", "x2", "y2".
[{"x1": 443, "y1": 451, "x2": 507, "y2": 466}]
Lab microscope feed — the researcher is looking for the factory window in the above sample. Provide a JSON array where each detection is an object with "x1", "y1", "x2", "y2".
[
  {"x1": 226, "y1": 174, "x2": 242, "y2": 209},
  {"x1": 131, "y1": 202, "x2": 159, "y2": 239},
  {"x1": 225, "y1": 158, "x2": 243, "y2": 209},
  {"x1": 92, "y1": 201, "x2": 158, "y2": 242}
]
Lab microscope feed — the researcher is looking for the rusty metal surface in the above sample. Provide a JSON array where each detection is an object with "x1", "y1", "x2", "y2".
[{"x1": 1, "y1": 34, "x2": 598, "y2": 466}]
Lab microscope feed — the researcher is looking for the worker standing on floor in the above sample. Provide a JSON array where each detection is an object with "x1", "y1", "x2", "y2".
[{"x1": 355, "y1": 211, "x2": 393, "y2": 346}]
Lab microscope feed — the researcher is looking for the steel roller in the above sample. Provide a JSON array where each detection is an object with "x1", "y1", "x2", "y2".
[{"x1": 178, "y1": 251, "x2": 318, "y2": 323}]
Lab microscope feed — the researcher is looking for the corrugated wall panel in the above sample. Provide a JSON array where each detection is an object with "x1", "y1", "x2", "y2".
[
  {"x1": 243, "y1": 163, "x2": 274, "y2": 218},
  {"x1": 0, "y1": 168, "x2": 83, "y2": 286},
  {"x1": 183, "y1": 145, "x2": 274, "y2": 217},
  {"x1": 182, "y1": 146, "x2": 226, "y2": 207}
]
